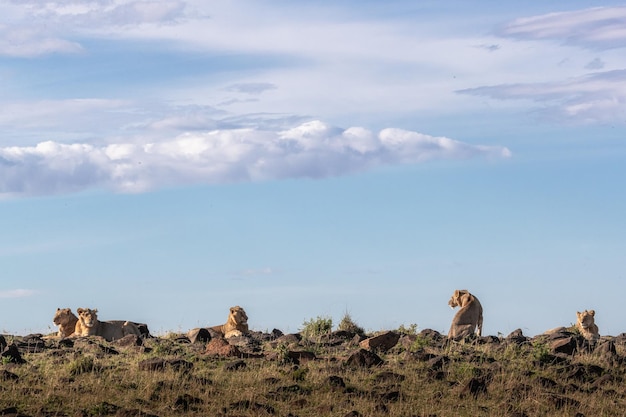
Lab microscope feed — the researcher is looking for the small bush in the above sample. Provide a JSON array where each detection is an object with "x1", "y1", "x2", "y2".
[
  {"x1": 300, "y1": 316, "x2": 332, "y2": 339},
  {"x1": 337, "y1": 312, "x2": 365, "y2": 335},
  {"x1": 410, "y1": 335, "x2": 431, "y2": 352},
  {"x1": 397, "y1": 323, "x2": 418, "y2": 336}
]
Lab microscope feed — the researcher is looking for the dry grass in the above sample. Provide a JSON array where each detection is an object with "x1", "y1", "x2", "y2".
[{"x1": 1, "y1": 330, "x2": 625, "y2": 416}]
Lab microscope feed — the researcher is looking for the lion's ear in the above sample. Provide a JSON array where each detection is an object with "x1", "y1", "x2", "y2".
[
  {"x1": 77, "y1": 308, "x2": 83, "y2": 314},
  {"x1": 589, "y1": 310, "x2": 595, "y2": 316},
  {"x1": 94, "y1": 309, "x2": 98, "y2": 313},
  {"x1": 454, "y1": 290, "x2": 460, "y2": 297}
]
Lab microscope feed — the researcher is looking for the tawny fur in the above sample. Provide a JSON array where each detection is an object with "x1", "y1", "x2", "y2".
[
  {"x1": 576, "y1": 310, "x2": 599, "y2": 341},
  {"x1": 447, "y1": 290, "x2": 483, "y2": 340},
  {"x1": 53, "y1": 308, "x2": 78, "y2": 338},
  {"x1": 209, "y1": 306, "x2": 249, "y2": 338},
  {"x1": 74, "y1": 308, "x2": 142, "y2": 342}
]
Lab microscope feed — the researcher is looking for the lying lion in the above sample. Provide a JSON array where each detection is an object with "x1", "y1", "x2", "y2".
[
  {"x1": 209, "y1": 306, "x2": 249, "y2": 338},
  {"x1": 447, "y1": 289, "x2": 483, "y2": 340},
  {"x1": 576, "y1": 309, "x2": 599, "y2": 341},
  {"x1": 74, "y1": 308, "x2": 142, "y2": 342},
  {"x1": 53, "y1": 308, "x2": 78, "y2": 338}
]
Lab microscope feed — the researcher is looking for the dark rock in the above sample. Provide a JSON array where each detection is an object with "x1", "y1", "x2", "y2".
[
  {"x1": 596, "y1": 339, "x2": 617, "y2": 355},
  {"x1": 138, "y1": 358, "x2": 192, "y2": 372},
  {"x1": 479, "y1": 335, "x2": 500, "y2": 344},
  {"x1": 275, "y1": 333, "x2": 302, "y2": 345},
  {"x1": 18, "y1": 334, "x2": 45, "y2": 353},
  {"x1": 271, "y1": 328, "x2": 284, "y2": 338},
  {"x1": 205, "y1": 338, "x2": 242, "y2": 357},
  {"x1": 565, "y1": 364, "x2": 605, "y2": 383},
  {"x1": 0, "y1": 370, "x2": 19, "y2": 381},
  {"x1": 112, "y1": 334, "x2": 142, "y2": 348},
  {"x1": 547, "y1": 394, "x2": 580, "y2": 409},
  {"x1": 138, "y1": 358, "x2": 168, "y2": 371},
  {"x1": 373, "y1": 371, "x2": 405, "y2": 383},
  {"x1": 550, "y1": 337, "x2": 577, "y2": 355},
  {"x1": 536, "y1": 376, "x2": 559, "y2": 389},
  {"x1": 460, "y1": 376, "x2": 489, "y2": 398},
  {"x1": 326, "y1": 375, "x2": 346, "y2": 388},
  {"x1": 506, "y1": 329, "x2": 528, "y2": 345},
  {"x1": 420, "y1": 328, "x2": 444, "y2": 341},
  {"x1": 174, "y1": 394, "x2": 203, "y2": 411},
  {"x1": 379, "y1": 390, "x2": 401, "y2": 402},
  {"x1": 287, "y1": 350, "x2": 316, "y2": 362},
  {"x1": 169, "y1": 359, "x2": 193, "y2": 371},
  {"x1": 58, "y1": 338, "x2": 74, "y2": 348},
  {"x1": 1, "y1": 344, "x2": 25, "y2": 364},
  {"x1": 427, "y1": 355, "x2": 450, "y2": 371},
  {"x1": 187, "y1": 328, "x2": 211, "y2": 344},
  {"x1": 345, "y1": 349, "x2": 383, "y2": 368},
  {"x1": 359, "y1": 331, "x2": 400, "y2": 352},
  {"x1": 344, "y1": 411, "x2": 362, "y2": 417},
  {"x1": 0, "y1": 335, "x2": 6, "y2": 351}
]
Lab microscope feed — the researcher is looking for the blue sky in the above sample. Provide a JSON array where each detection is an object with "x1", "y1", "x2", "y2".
[{"x1": 1, "y1": 1, "x2": 625, "y2": 337}]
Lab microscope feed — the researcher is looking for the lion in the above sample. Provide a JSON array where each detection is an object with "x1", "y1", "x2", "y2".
[
  {"x1": 209, "y1": 306, "x2": 249, "y2": 338},
  {"x1": 74, "y1": 308, "x2": 142, "y2": 342},
  {"x1": 447, "y1": 289, "x2": 483, "y2": 340},
  {"x1": 576, "y1": 309, "x2": 599, "y2": 341},
  {"x1": 53, "y1": 308, "x2": 78, "y2": 338}
]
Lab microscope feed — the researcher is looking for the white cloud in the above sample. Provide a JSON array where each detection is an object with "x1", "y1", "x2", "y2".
[
  {"x1": 458, "y1": 70, "x2": 626, "y2": 124},
  {"x1": 0, "y1": 121, "x2": 511, "y2": 197},
  {"x1": 0, "y1": 1, "x2": 188, "y2": 56},
  {"x1": 0, "y1": 289, "x2": 36, "y2": 298},
  {"x1": 499, "y1": 7, "x2": 626, "y2": 50}
]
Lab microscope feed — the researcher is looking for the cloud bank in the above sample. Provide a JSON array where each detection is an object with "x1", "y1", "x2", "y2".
[{"x1": 0, "y1": 121, "x2": 510, "y2": 196}]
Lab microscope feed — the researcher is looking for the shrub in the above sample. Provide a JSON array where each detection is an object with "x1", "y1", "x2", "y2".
[
  {"x1": 397, "y1": 323, "x2": 418, "y2": 336},
  {"x1": 300, "y1": 316, "x2": 333, "y2": 339},
  {"x1": 337, "y1": 312, "x2": 365, "y2": 335}
]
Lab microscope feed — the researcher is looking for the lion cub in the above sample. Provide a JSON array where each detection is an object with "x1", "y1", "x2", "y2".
[
  {"x1": 576, "y1": 310, "x2": 599, "y2": 341},
  {"x1": 447, "y1": 289, "x2": 483, "y2": 341}
]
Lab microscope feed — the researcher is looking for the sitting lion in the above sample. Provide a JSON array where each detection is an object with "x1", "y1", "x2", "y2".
[
  {"x1": 74, "y1": 308, "x2": 142, "y2": 342},
  {"x1": 576, "y1": 310, "x2": 599, "y2": 341},
  {"x1": 209, "y1": 306, "x2": 249, "y2": 338},
  {"x1": 447, "y1": 289, "x2": 483, "y2": 340},
  {"x1": 53, "y1": 308, "x2": 78, "y2": 338}
]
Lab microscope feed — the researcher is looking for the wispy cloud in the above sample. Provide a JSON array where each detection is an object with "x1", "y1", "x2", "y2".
[
  {"x1": 224, "y1": 83, "x2": 277, "y2": 95},
  {"x1": 0, "y1": 120, "x2": 511, "y2": 197},
  {"x1": 458, "y1": 70, "x2": 626, "y2": 124},
  {"x1": 0, "y1": 1, "x2": 188, "y2": 57},
  {"x1": 0, "y1": 289, "x2": 36, "y2": 298},
  {"x1": 499, "y1": 7, "x2": 626, "y2": 50}
]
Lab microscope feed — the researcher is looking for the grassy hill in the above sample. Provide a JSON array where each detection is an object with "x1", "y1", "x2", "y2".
[{"x1": 1, "y1": 326, "x2": 624, "y2": 416}]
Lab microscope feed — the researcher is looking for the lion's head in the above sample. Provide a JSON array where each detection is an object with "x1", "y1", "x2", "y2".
[
  {"x1": 448, "y1": 289, "x2": 470, "y2": 309},
  {"x1": 53, "y1": 308, "x2": 76, "y2": 326},
  {"x1": 77, "y1": 308, "x2": 99, "y2": 328},
  {"x1": 576, "y1": 310, "x2": 596, "y2": 330},
  {"x1": 228, "y1": 306, "x2": 248, "y2": 326}
]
